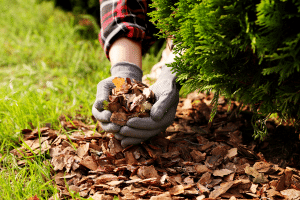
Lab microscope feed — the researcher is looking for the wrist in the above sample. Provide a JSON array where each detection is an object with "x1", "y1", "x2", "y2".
[{"x1": 111, "y1": 62, "x2": 143, "y2": 81}]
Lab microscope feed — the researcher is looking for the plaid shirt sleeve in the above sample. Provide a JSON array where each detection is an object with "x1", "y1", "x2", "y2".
[{"x1": 99, "y1": 0, "x2": 157, "y2": 59}]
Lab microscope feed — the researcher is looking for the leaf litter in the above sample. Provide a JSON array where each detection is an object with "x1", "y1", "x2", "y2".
[
  {"x1": 108, "y1": 77, "x2": 155, "y2": 126},
  {"x1": 9, "y1": 90, "x2": 300, "y2": 200}
]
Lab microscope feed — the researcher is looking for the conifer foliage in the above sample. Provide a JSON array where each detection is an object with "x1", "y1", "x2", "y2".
[{"x1": 150, "y1": 0, "x2": 300, "y2": 137}]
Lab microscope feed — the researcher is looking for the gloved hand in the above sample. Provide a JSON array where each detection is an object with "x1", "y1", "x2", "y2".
[
  {"x1": 92, "y1": 62, "x2": 143, "y2": 133},
  {"x1": 117, "y1": 53, "x2": 180, "y2": 147}
]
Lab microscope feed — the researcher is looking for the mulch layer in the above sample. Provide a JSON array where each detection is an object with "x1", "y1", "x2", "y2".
[{"x1": 10, "y1": 91, "x2": 300, "y2": 200}]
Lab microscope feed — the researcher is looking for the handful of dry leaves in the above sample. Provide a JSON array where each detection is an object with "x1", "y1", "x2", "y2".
[{"x1": 105, "y1": 77, "x2": 155, "y2": 126}]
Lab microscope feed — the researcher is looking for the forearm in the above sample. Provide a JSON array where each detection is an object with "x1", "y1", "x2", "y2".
[{"x1": 109, "y1": 37, "x2": 142, "y2": 69}]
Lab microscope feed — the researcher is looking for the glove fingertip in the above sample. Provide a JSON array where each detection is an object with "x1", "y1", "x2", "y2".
[
  {"x1": 93, "y1": 109, "x2": 112, "y2": 123},
  {"x1": 94, "y1": 98, "x2": 109, "y2": 111},
  {"x1": 100, "y1": 122, "x2": 120, "y2": 133},
  {"x1": 114, "y1": 133, "x2": 125, "y2": 140},
  {"x1": 121, "y1": 138, "x2": 146, "y2": 147},
  {"x1": 121, "y1": 140, "x2": 131, "y2": 148},
  {"x1": 150, "y1": 106, "x2": 165, "y2": 121}
]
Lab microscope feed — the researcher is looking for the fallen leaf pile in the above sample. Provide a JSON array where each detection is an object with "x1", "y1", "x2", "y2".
[
  {"x1": 10, "y1": 91, "x2": 300, "y2": 200},
  {"x1": 108, "y1": 77, "x2": 155, "y2": 126}
]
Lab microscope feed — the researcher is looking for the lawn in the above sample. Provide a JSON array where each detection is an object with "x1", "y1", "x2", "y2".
[{"x1": 0, "y1": 0, "x2": 160, "y2": 199}]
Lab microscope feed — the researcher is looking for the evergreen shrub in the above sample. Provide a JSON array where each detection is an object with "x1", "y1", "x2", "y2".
[{"x1": 150, "y1": 0, "x2": 300, "y2": 138}]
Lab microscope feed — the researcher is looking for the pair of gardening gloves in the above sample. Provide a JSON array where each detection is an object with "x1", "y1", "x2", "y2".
[{"x1": 92, "y1": 54, "x2": 179, "y2": 147}]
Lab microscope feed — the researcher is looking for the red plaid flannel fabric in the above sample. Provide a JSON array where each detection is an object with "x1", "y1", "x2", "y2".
[{"x1": 99, "y1": 0, "x2": 157, "y2": 59}]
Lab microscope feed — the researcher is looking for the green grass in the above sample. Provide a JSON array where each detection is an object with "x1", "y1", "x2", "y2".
[{"x1": 0, "y1": 0, "x2": 161, "y2": 199}]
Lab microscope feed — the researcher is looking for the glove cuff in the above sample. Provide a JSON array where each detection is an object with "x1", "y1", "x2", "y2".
[
  {"x1": 111, "y1": 62, "x2": 143, "y2": 82},
  {"x1": 158, "y1": 51, "x2": 183, "y2": 90},
  {"x1": 159, "y1": 64, "x2": 177, "y2": 80},
  {"x1": 157, "y1": 50, "x2": 178, "y2": 81}
]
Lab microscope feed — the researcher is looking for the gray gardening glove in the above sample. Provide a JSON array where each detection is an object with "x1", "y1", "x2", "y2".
[
  {"x1": 117, "y1": 62, "x2": 180, "y2": 147},
  {"x1": 92, "y1": 62, "x2": 143, "y2": 133}
]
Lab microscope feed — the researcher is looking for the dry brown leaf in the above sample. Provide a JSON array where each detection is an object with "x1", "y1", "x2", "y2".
[
  {"x1": 54, "y1": 171, "x2": 65, "y2": 186},
  {"x1": 281, "y1": 189, "x2": 300, "y2": 200},
  {"x1": 211, "y1": 145, "x2": 229, "y2": 156},
  {"x1": 194, "y1": 164, "x2": 212, "y2": 174},
  {"x1": 199, "y1": 172, "x2": 212, "y2": 185},
  {"x1": 226, "y1": 148, "x2": 238, "y2": 159},
  {"x1": 122, "y1": 184, "x2": 142, "y2": 193},
  {"x1": 253, "y1": 173, "x2": 269, "y2": 184},
  {"x1": 285, "y1": 167, "x2": 293, "y2": 187},
  {"x1": 196, "y1": 182, "x2": 210, "y2": 194},
  {"x1": 161, "y1": 151, "x2": 180, "y2": 159},
  {"x1": 112, "y1": 77, "x2": 126, "y2": 91},
  {"x1": 245, "y1": 166, "x2": 268, "y2": 184},
  {"x1": 232, "y1": 179, "x2": 252, "y2": 194},
  {"x1": 105, "y1": 180, "x2": 124, "y2": 186},
  {"x1": 266, "y1": 188, "x2": 283, "y2": 198},
  {"x1": 291, "y1": 175, "x2": 300, "y2": 190},
  {"x1": 269, "y1": 179, "x2": 278, "y2": 189},
  {"x1": 213, "y1": 169, "x2": 234, "y2": 177},
  {"x1": 79, "y1": 189, "x2": 90, "y2": 198},
  {"x1": 89, "y1": 143, "x2": 102, "y2": 152},
  {"x1": 48, "y1": 194, "x2": 60, "y2": 200},
  {"x1": 10, "y1": 149, "x2": 26, "y2": 158},
  {"x1": 17, "y1": 160, "x2": 27, "y2": 166},
  {"x1": 51, "y1": 155, "x2": 65, "y2": 171},
  {"x1": 168, "y1": 185, "x2": 185, "y2": 195},
  {"x1": 124, "y1": 151, "x2": 138, "y2": 165},
  {"x1": 253, "y1": 161, "x2": 272, "y2": 173},
  {"x1": 121, "y1": 193, "x2": 137, "y2": 200},
  {"x1": 207, "y1": 179, "x2": 222, "y2": 189},
  {"x1": 172, "y1": 174, "x2": 183, "y2": 185},
  {"x1": 184, "y1": 187, "x2": 199, "y2": 195},
  {"x1": 181, "y1": 99, "x2": 193, "y2": 110},
  {"x1": 92, "y1": 184, "x2": 110, "y2": 190},
  {"x1": 190, "y1": 150, "x2": 206, "y2": 163},
  {"x1": 204, "y1": 145, "x2": 228, "y2": 169},
  {"x1": 108, "y1": 138, "x2": 123, "y2": 156},
  {"x1": 149, "y1": 192, "x2": 172, "y2": 200},
  {"x1": 110, "y1": 112, "x2": 128, "y2": 126},
  {"x1": 139, "y1": 177, "x2": 158, "y2": 185},
  {"x1": 205, "y1": 155, "x2": 223, "y2": 169},
  {"x1": 224, "y1": 173, "x2": 235, "y2": 182},
  {"x1": 38, "y1": 140, "x2": 51, "y2": 154},
  {"x1": 137, "y1": 165, "x2": 159, "y2": 179},
  {"x1": 84, "y1": 131, "x2": 103, "y2": 139},
  {"x1": 250, "y1": 183, "x2": 258, "y2": 194},
  {"x1": 183, "y1": 176, "x2": 194, "y2": 185},
  {"x1": 125, "y1": 178, "x2": 142, "y2": 184},
  {"x1": 69, "y1": 185, "x2": 80, "y2": 193},
  {"x1": 276, "y1": 174, "x2": 287, "y2": 191},
  {"x1": 195, "y1": 195, "x2": 206, "y2": 200},
  {"x1": 91, "y1": 192, "x2": 114, "y2": 200},
  {"x1": 80, "y1": 156, "x2": 98, "y2": 171},
  {"x1": 64, "y1": 154, "x2": 74, "y2": 173},
  {"x1": 29, "y1": 137, "x2": 49, "y2": 151},
  {"x1": 77, "y1": 143, "x2": 89, "y2": 158},
  {"x1": 237, "y1": 145, "x2": 259, "y2": 160},
  {"x1": 209, "y1": 181, "x2": 234, "y2": 199},
  {"x1": 95, "y1": 174, "x2": 118, "y2": 184}
]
